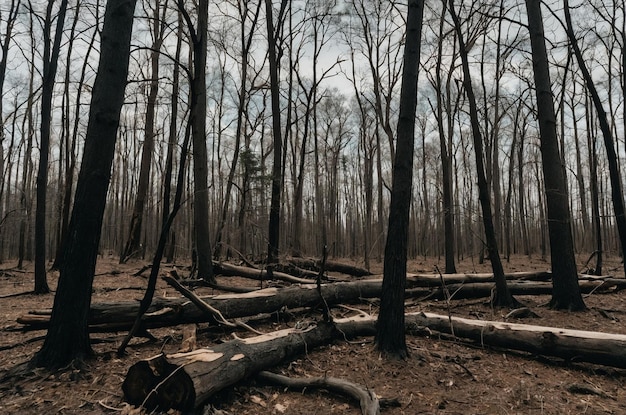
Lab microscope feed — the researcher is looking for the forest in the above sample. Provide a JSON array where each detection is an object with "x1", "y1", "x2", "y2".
[{"x1": 1, "y1": 0, "x2": 626, "y2": 413}]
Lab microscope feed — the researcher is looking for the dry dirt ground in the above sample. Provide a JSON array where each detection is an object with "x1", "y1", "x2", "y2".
[{"x1": 1, "y1": 254, "x2": 626, "y2": 414}]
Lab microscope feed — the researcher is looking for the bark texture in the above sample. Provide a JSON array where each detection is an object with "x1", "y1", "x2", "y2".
[{"x1": 33, "y1": 0, "x2": 136, "y2": 369}]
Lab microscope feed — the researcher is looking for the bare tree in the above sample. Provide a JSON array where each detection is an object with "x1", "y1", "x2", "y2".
[
  {"x1": 448, "y1": 0, "x2": 517, "y2": 308},
  {"x1": 265, "y1": 0, "x2": 287, "y2": 264},
  {"x1": 524, "y1": 0, "x2": 584, "y2": 310},
  {"x1": 376, "y1": 0, "x2": 424, "y2": 359},
  {"x1": 179, "y1": 0, "x2": 215, "y2": 282},
  {"x1": 120, "y1": 0, "x2": 168, "y2": 263},
  {"x1": 33, "y1": 0, "x2": 137, "y2": 369},
  {"x1": 563, "y1": 0, "x2": 626, "y2": 277},
  {"x1": 34, "y1": 0, "x2": 69, "y2": 293}
]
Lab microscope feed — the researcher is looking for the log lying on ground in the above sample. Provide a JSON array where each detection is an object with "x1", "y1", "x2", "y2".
[
  {"x1": 287, "y1": 257, "x2": 373, "y2": 277},
  {"x1": 405, "y1": 270, "x2": 553, "y2": 286},
  {"x1": 122, "y1": 322, "x2": 340, "y2": 411},
  {"x1": 213, "y1": 262, "x2": 313, "y2": 284},
  {"x1": 17, "y1": 277, "x2": 625, "y2": 331},
  {"x1": 404, "y1": 312, "x2": 626, "y2": 368},
  {"x1": 123, "y1": 311, "x2": 626, "y2": 411},
  {"x1": 17, "y1": 280, "x2": 385, "y2": 331}
]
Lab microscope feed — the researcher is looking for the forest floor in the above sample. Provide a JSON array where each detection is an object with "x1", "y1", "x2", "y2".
[{"x1": 1, "y1": 253, "x2": 626, "y2": 414}]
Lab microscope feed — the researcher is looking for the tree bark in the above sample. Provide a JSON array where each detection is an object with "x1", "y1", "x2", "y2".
[
  {"x1": 18, "y1": 274, "x2": 623, "y2": 332},
  {"x1": 32, "y1": 0, "x2": 137, "y2": 369},
  {"x1": 376, "y1": 0, "x2": 424, "y2": 359},
  {"x1": 448, "y1": 0, "x2": 517, "y2": 308},
  {"x1": 264, "y1": 0, "x2": 285, "y2": 264},
  {"x1": 122, "y1": 311, "x2": 626, "y2": 411},
  {"x1": 123, "y1": 323, "x2": 339, "y2": 411},
  {"x1": 34, "y1": 0, "x2": 69, "y2": 294},
  {"x1": 563, "y1": 0, "x2": 626, "y2": 278},
  {"x1": 181, "y1": 0, "x2": 215, "y2": 283},
  {"x1": 524, "y1": 0, "x2": 584, "y2": 310},
  {"x1": 120, "y1": 1, "x2": 165, "y2": 263},
  {"x1": 404, "y1": 312, "x2": 626, "y2": 368}
]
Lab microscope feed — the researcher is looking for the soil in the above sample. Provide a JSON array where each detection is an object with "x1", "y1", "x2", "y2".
[{"x1": 1, "y1": 254, "x2": 626, "y2": 415}]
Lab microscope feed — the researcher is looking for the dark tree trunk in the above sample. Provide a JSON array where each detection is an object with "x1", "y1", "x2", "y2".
[
  {"x1": 33, "y1": 0, "x2": 137, "y2": 369},
  {"x1": 563, "y1": 0, "x2": 626, "y2": 278},
  {"x1": 182, "y1": 0, "x2": 215, "y2": 282},
  {"x1": 52, "y1": 0, "x2": 100, "y2": 270},
  {"x1": 586, "y1": 93, "x2": 603, "y2": 275},
  {"x1": 376, "y1": 0, "x2": 424, "y2": 359},
  {"x1": 448, "y1": 0, "x2": 517, "y2": 308},
  {"x1": 265, "y1": 0, "x2": 285, "y2": 264},
  {"x1": 120, "y1": 2, "x2": 164, "y2": 263},
  {"x1": 434, "y1": 0, "x2": 456, "y2": 274},
  {"x1": 524, "y1": 0, "x2": 584, "y2": 310},
  {"x1": 35, "y1": 0, "x2": 69, "y2": 294}
]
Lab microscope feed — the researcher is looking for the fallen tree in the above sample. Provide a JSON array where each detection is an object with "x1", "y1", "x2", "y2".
[
  {"x1": 122, "y1": 311, "x2": 626, "y2": 411},
  {"x1": 17, "y1": 280, "x2": 385, "y2": 331},
  {"x1": 122, "y1": 322, "x2": 341, "y2": 411},
  {"x1": 17, "y1": 277, "x2": 625, "y2": 331},
  {"x1": 405, "y1": 312, "x2": 626, "y2": 368},
  {"x1": 287, "y1": 257, "x2": 373, "y2": 277}
]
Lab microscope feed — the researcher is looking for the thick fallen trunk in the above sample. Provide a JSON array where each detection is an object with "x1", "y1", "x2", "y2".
[
  {"x1": 123, "y1": 311, "x2": 626, "y2": 411},
  {"x1": 404, "y1": 312, "x2": 626, "y2": 368},
  {"x1": 122, "y1": 322, "x2": 340, "y2": 411},
  {"x1": 17, "y1": 277, "x2": 623, "y2": 331},
  {"x1": 17, "y1": 280, "x2": 385, "y2": 331}
]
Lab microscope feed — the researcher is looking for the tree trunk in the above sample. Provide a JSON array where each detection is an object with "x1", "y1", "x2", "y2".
[
  {"x1": 32, "y1": 0, "x2": 137, "y2": 369},
  {"x1": 265, "y1": 0, "x2": 285, "y2": 264},
  {"x1": 434, "y1": 0, "x2": 457, "y2": 274},
  {"x1": 376, "y1": 0, "x2": 424, "y2": 359},
  {"x1": 448, "y1": 0, "x2": 517, "y2": 308},
  {"x1": 122, "y1": 311, "x2": 626, "y2": 411},
  {"x1": 404, "y1": 312, "x2": 626, "y2": 369},
  {"x1": 120, "y1": 2, "x2": 164, "y2": 263},
  {"x1": 19, "y1": 273, "x2": 623, "y2": 332},
  {"x1": 586, "y1": 93, "x2": 603, "y2": 275},
  {"x1": 184, "y1": 0, "x2": 215, "y2": 283},
  {"x1": 123, "y1": 322, "x2": 339, "y2": 411},
  {"x1": 563, "y1": 0, "x2": 626, "y2": 277},
  {"x1": 524, "y1": 0, "x2": 584, "y2": 310},
  {"x1": 35, "y1": 0, "x2": 69, "y2": 294}
]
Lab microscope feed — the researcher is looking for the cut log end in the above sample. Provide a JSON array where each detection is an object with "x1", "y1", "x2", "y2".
[{"x1": 122, "y1": 356, "x2": 195, "y2": 411}]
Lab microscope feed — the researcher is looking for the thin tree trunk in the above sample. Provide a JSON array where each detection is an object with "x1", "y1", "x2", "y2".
[
  {"x1": 265, "y1": 0, "x2": 286, "y2": 264},
  {"x1": 35, "y1": 0, "x2": 69, "y2": 293},
  {"x1": 563, "y1": 0, "x2": 626, "y2": 277},
  {"x1": 448, "y1": 0, "x2": 517, "y2": 308},
  {"x1": 179, "y1": 0, "x2": 215, "y2": 282},
  {"x1": 434, "y1": 0, "x2": 456, "y2": 274},
  {"x1": 120, "y1": 2, "x2": 165, "y2": 263}
]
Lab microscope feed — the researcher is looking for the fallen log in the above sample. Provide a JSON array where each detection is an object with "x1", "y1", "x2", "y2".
[
  {"x1": 122, "y1": 322, "x2": 340, "y2": 411},
  {"x1": 17, "y1": 280, "x2": 386, "y2": 331},
  {"x1": 403, "y1": 312, "x2": 626, "y2": 369},
  {"x1": 287, "y1": 257, "x2": 373, "y2": 277},
  {"x1": 213, "y1": 262, "x2": 313, "y2": 284},
  {"x1": 123, "y1": 310, "x2": 626, "y2": 411},
  {"x1": 17, "y1": 278, "x2": 623, "y2": 331}
]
